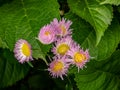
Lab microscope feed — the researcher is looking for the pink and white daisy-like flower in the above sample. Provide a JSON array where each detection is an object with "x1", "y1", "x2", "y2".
[
  {"x1": 52, "y1": 36, "x2": 73, "y2": 56},
  {"x1": 48, "y1": 56, "x2": 69, "y2": 80},
  {"x1": 14, "y1": 39, "x2": 33, "y2": 64},
  {"x1": 67, "y1": 44, "x2": 90, "y2": 72},
  {"x1": 38, "y1": 24, "x2": 56, "y2": 44},
  {"x1": 51, "y1": 18, "x2": 72, "y2": 37}
]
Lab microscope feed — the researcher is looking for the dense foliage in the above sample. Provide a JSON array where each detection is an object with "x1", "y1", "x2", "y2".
[{"x1": 0, "y1": 0, "x2": 120, "y2": 90}]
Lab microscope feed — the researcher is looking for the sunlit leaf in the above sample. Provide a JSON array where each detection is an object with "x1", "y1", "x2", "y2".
[
  {"x1": 0, "y1": 0, "x2": 60, "y2": 62},
  {"x1": 68, "y1": 0, "x2": 113, "y2": 45},
  {"x1": 100, "y1": 0, "x2": 120, "y2": 6}
]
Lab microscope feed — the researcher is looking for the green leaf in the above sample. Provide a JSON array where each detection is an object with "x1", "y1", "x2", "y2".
[
  {"x1": 0, "y1": 49, "x2": 30, "y2": 88},
  {"x1": 65, "y1": 12, "x2": 120, "y2": 61},
  {"x1": 0, "y1": 0, "x2": 60, "y2": 62},
  {"x1": 68, "y1": 0, "x2": 113, "y2": 45},
  {"x1": 100, "y1": 0, "x2": 120, "y2": 6},
  {"x1": 73, "y1": 50, "x2": 120, "y2": 90}
]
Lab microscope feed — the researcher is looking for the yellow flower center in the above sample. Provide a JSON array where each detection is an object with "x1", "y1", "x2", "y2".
[
  {"x1": 60, "y1": 24, "x2": 66, "y2": 35},
  {"x1": 53, "y1": 61, "x2": 64, "y2": 72},
  {"x1": 74, "y1": 52, "x2": 86, "y2": 63},
  {"x1": 21, "y1": 43, "x2": 31, "y2": 56},
  {"x1": 57, "y1": 44, "x2": 69, "y2": 55},
  {"x1": 45, "y1": 31, "x2": 50, "y2": 36}
]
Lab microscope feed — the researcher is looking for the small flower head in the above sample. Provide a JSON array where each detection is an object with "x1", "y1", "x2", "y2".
[
  {"x1": 51, "y1": 18, "x2": 72, "y2": 37},
  {"x1": 67, "y1": 44, "x2": 90, "y2": 71},
  {"x1": 48, "y1": 56, "x2": 69, "y2": 80},
  {"x1": 52, "y1": 36, "x2": 73, "y2": 56},
  {"x1": 38, "y1": 24, "x2": 55, "y2": 44},
  {"x1": 14, "y1": 39, "x2": 33, "y2": 64}
]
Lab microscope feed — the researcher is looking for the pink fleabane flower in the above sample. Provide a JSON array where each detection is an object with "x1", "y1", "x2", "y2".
[
  {"x1": 38, "y1": 24, "x2": 55, "y2": 44},
  {"x1": 52, "y1": 36, "x2": 73, "y2": 56},
  {"x1": 51, "y1": 18, "x2": 72, "y2": 37},
  {"x1": 48, "y1": 56, "x2": 69, "y2": 80},
  {"x1": 67, "y1": 43, "x2": 90, "y2": 72},
  {"x1": 14, "y1": 39, "x2": 33, "y2": 64}
]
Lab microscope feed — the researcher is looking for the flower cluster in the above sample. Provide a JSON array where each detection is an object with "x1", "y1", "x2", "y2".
[
  {"x1": 13, "y1": 18, "x2": 90, "y2": 80},
  {"x1": 38, "y1": 18, "x2": 90, "y2": 80}
]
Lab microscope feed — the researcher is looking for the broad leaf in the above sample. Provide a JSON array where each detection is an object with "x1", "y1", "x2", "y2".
[
  {"x1": 74, "y1": 50, "x2": 120, "y2": 90},
  {"x1": 0, "y1": 0, "x2": 60, "y2": 62},
  {"x1": 0, "y1": 49, "x2": 30, "y2": 88},
  {"x1": 68, "y1": 0, "x2": 113, "y2": 45},
  {"x1": 65, "y1": 12, "x2": 120, "y2": 61},
  {"x1": 100, "y1": 0, "x2": 120, "y2": 6}
]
